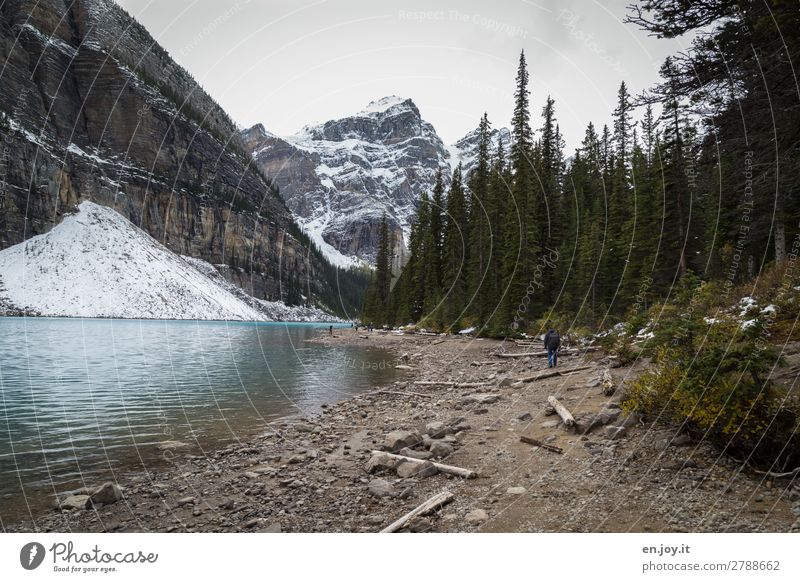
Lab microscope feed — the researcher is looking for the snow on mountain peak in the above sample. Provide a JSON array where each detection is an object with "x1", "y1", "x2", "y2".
[{"x1": 356, "y1": 95, "x2": 415, "y2": 116}]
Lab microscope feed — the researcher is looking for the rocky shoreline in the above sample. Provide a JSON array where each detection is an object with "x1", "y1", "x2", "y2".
[{"x1": 6, "y1": 328, "x2": 798, "y2": 533}]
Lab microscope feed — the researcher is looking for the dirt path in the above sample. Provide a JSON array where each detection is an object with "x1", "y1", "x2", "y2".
[{"x1": 7, "y1": 329, "x2": 798, "y2": 533}]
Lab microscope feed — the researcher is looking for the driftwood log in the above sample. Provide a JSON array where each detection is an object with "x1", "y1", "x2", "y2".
[
  {"x1": 495, "y1": 347, "x2": 598, "y2": 359},
  {"x1": 518, "y1": 365, "x2": 593, "y2": 383},
  {"x1": 372, "y1": 451, "x2": 478, "y2": 479},
  {"x1": 380, "y1": 491, "x2": 455, "y2": 533},
  {"x1": 519, "y1": 436, "x2": 564, "y2": 454},
  {"x1": 546, "y1": 395, "x2": 575, "y2": 428}
]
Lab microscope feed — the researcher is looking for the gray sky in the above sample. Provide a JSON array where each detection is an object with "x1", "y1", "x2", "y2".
[{"x1": 116, "y1": 0, "x2": 689, "y2": 150}]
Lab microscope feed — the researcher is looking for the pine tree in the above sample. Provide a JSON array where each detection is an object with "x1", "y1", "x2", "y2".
[
  {"x1": 423, "y1": 169, "x2": 445, "y2": 314},
  {"x1": 500, "y1": 50, "x2": 539, "y2": 331},
  {"x1": 439, "y1": 165, "x2": 469, "y2": 330},
  {"x1": 363, "y1": 214, "x2": 392, "y2": 325},
  {"x1": 466, "y1": 113, "x2": 493, "y2": 325}
]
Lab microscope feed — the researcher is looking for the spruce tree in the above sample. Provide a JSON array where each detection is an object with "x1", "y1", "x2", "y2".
[
  {"x1": 438, "y1": 165, "x2": 469, "y2": 330},
  {"x1": 423, "y1": 170, "x2": 445, "y2": 314},
  {"x1": 467, "y1": 113, "x2": 493, "y2": 324}
]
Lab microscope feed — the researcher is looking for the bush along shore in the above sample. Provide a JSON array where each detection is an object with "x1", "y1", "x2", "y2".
[{"x1": 7, "y1": 328, "x2": 799, "y2": 533}]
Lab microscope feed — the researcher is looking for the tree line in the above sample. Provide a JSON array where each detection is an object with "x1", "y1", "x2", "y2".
[{"x1": 363, "y1": 0, "x2": 798, "y2": 336}]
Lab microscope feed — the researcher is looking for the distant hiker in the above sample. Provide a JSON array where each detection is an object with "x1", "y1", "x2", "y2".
[
  {"x1": 544, "y1": 328, "x2": 561, "y2": 368},
  {"x1": 329, "y1": 325, "x2": 333, "y2": 336}
]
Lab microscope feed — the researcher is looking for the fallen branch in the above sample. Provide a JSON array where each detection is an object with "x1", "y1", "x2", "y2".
[
  {"x1": 470, "y1": 361, "x2": 499, "y2": 366},
  {"x1": 518, "y1": 365, "x2": 593, "y2": 383},
  {"x1": 372, "y1": 451, "x2": 478, "y2": 479},
  {"x1": 519, "y1": 436, "x2": 564, "y2": 454},
  {"x1": 380, "y1": 491, "x2": 454, "y2": 533},
  {"x1": 750, "y1": 465, "x2": 800, "y2": 479},
  {"x1": 547, "y1": 395, "x2": 575, "y2": 428},
  {"x1": 495, "y1": 347, "x2": 598, "y2": 359}
]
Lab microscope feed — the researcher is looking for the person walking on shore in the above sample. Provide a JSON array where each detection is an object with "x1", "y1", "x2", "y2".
[{"x1": 544, "y1": 327, "x2": 560, "y2": 368}]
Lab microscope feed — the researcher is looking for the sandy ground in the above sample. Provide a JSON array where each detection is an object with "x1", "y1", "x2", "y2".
[{"x1": 6, "y1": 328, "x2": 798, "y2": 533}]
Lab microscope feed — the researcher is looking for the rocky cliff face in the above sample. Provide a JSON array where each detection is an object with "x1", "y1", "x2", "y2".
[
  {"x1": 244, "y1": 97, "x2": 510, "y2": 266},
  {"x1": 449, "y1": 126, "x2": 511, "y2": 178},
  {"x1": 244, "y1": 96, "x2": 453, "y2": 267},
  {"x1": 0, "y1": 0, "x2": 357, "y2": 315}
]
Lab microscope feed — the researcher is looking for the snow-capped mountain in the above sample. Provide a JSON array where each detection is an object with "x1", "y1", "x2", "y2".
[
  {"x1": 243, "y1": 96, "x2": 452, "y2": 267},
  {"x1": 448, "y1": 126, "x2": 512, "y2": 178},
  {"x1": 0, "y1": 202, "x2": 338, "y2": 322},
  {"x1": 244, "y1": 99, "x2": 510, "y2": 267}
]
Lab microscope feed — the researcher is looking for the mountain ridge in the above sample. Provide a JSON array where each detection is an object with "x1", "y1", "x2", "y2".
[{"x1": 243, "y1": 96, "x2": 509, "y2": 267}]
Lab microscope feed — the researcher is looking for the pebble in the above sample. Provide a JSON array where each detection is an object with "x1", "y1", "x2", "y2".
[{"x1": 465, "y1": 509, "x2": 489, "y2": 525}]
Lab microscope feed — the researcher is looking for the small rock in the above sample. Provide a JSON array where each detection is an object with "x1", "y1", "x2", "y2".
[
  {"x1": 89, "y1": 482, "x2": 124, "y2": 507},
  {"x1": 59, "y1": 495, "x2": 90, "y2": 510},
  {"x1": 518, "y1": 412, "x2": 533, "y2": 421},
  {"x1": 541, "y1": 420, "x2": 560, "y2": 429},
  {"x1": 366, "y1": 515, "x2": 385, "y2": 526},
  {"x1": 605, "y1": 425, "x2": 627, "y2": 440},
  {"x1": 669, "y1": 434, "x2": 693, "y2": 447},
  {"x1": 429, "y1": 441, "x2": 454, "y2": 459},
  {"x1": 425, "y1": 421, "x2": 449, "y2": 438},
  {"x1": 407, "y1": 517, "x2": 432, "y2": 532},
  {"x1": 385, "y1": 430, "x2": 423, "y2": 452},
  {"x1": 507, "y1": 486, "x2": 526, "y2": 495},
  {"x1": 465, "y1": 509, "x2": 489, "y2": 525},
  {"x1": 175, "y1": 496, "x2": 195, "y2": 507},
  {"x1": 462, "y1": 393, "x2": 500, "y2": 405},
  {"x1": 396, "y1": 460, "x2": 438, "y2": 479},
  {"x1": 258, "y1": 522, "x2": 282, "y2": 533},
  {"x1": 368, "y1": 478, "x2": 396, "y2": 498},
  {"x1": 365, "y1": 452, "x2": 399, "y2": 474}
]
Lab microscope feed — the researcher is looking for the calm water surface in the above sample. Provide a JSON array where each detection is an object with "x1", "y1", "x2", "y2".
[{"x1": 0, "y1": 318, "x2": 400, "y2": 525}]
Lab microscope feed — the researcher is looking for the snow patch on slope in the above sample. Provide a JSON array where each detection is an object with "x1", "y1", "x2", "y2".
[{"x1": 0, "y1": 201, "x2": 338, "y2": 321}]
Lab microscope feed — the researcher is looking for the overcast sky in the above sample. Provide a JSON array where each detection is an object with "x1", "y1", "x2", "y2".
[{"x1": 116, "y1": 0, "x2": 689, "y2": 150}]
